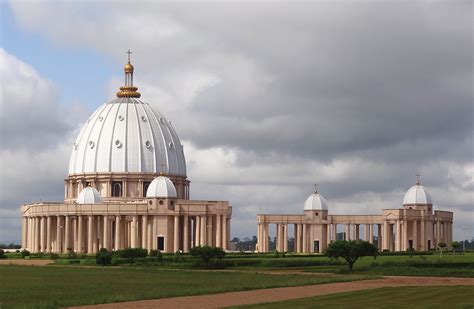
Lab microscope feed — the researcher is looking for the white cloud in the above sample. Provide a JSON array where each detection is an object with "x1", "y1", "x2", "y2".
[{"x1": 4, "y1": 1, "x2": 473, "y2": 241}]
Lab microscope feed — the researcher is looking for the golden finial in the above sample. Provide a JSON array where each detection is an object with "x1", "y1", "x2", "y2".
[{"x1": 117, "y1": 49, "x2": 141, "y2": 98}]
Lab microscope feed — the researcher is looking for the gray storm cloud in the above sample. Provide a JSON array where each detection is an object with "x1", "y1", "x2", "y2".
[{"x1": 2, "y1": 1, "x2": 473, "y2": 242}]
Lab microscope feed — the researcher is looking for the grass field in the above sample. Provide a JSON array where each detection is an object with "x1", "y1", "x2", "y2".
[
  {"x1": 235, "y1": 286, "x2": 474, "y2": 308},
  {"x1": 0, "y1": 265, "x2": 371, "y2": 308}
]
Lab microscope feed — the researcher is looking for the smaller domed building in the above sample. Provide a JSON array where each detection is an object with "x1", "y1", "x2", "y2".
[{"x1": 257, "y1": 178, "x2": 453, "y2": 253}]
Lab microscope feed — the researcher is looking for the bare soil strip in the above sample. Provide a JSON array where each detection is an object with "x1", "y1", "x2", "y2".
[
  {"x1": 0, "y1": 259, "x2": 50, "y2": 266},
  {"x1": 72, "y1": 276, "x2": 474, "y2": 309}
]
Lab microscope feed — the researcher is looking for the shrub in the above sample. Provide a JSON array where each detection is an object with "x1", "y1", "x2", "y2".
[
  {"x1": 114, "y1": 248, "x2": 148, "y2": 264},
  {"x1": 149, "y1": 250, "x2": 163, "y2": 262},
  {"x1": 49, "y1": 253, "x2": 59, "y2": 260},
  {"x1": 21, "y1": 250, "x2": 30, "y2": 258},
  {"x1": 173, "y1": 251, "x2": 182, "y2": 262},
  {"x1": 0, "y1": 249, "x2": 5, "y2": 259},
  {"x1": 96, "y1": 248, "x2": 112, "y2": 265},
  {"x1": 189, "y1": 246, "x2": 226, "y2": 268}
]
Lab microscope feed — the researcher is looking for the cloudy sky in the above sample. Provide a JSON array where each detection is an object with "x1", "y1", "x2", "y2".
[{"x1": 1, "y1": 0, "x2": 472, "y2": 243}]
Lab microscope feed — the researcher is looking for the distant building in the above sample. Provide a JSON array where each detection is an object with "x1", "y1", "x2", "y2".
[
  {"x1": 21, "y1": 55, "x2": 232, "y2": 254},
  {"x1": 257, "y1": 179, "x2": 453, "y2": 253}
]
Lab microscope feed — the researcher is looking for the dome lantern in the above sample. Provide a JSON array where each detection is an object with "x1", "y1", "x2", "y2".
[{"x1": 117, "y1": 50, "x2": 141, "y2": 98}]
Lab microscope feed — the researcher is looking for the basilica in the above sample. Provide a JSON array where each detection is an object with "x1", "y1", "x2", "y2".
[
  {"x1": 21, "y1": 55, "x2": 231, "y2": 254},
  {"x1": 20, "y1": 55, "x2": 453, "y2": 255}
]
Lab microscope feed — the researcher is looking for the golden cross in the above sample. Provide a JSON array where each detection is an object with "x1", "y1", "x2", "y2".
[
  {"x1": 126, "y1": 50, "x2": 132, "y2": 63},
  {"x1": 314, "y1": 183, "x2": 319, "y2": 193},
  {"x1": 159, "y1": 162, "x2": 166, "y2": 175},
  {"x1": 416, "y1": 172, "x2": 421, "y2": 185}
]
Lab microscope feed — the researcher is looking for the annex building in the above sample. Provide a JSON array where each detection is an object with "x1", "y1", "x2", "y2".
[
  {"x1": 257, "y1": 178, "x2": 453, "y2": 253},
  {"x1": 21, "y1": 55, "x2": 231, "y2": 254}
]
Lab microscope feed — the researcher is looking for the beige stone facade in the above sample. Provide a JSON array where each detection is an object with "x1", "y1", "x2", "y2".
[
  {"x1": 257, "y1": 195, "x2": 453, "y2": 253},
  {"x1": 21, "y1": 189, "x2": 231, "y2": 254}
]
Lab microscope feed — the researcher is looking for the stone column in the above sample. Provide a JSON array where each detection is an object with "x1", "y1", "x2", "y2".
[
  {"x1": 402, "y1": 221, "x2": 408, "y2": 251},
  {"x1": 327, "y1": 224, "x2": 331, "y2": 245},
  {"x1": 85, "y1": 216, "x2": 92, "y2": 253},
  {"x1": 283, "y1": 224, "x2": 288, "y2": 252},
  {"x1": 46, "y1": 216, "x2": 52, "y2": 253},
  {"x1": 224, "y1": 217, "x2": 230, "y2": 250},
  {"x1": 297, "y1": 224, "x2": 302, "y2": 253},
  {"x1": 140, "y1": 216, "x2": 147, "y2": 249},
  {"x1": 395, "y1": 220, "x2": 401, "y2": 251},
  {"x1": 56, "y1": 216, "x2": 62, "y2": 253},
  {"x1": 174, "y1": 216, "x2": 180, "y2": 252},
  {"x1": 413, "y1": 220, "x2": 418, "y2": 251},
  {"x1": 64, "y1": 216, "x2": 70, "y2": 252},
  {"x1": 195, "y1": 216, "x2": 201, "y2": 246},
  {"x1": 302, "y1": 224, "x2": 307, "y2": 253},
  {"x1": 78, "y1": 216, "x2": 84, "y2": 253},
  {"x1": 382, "y1": 221, "x2": 389, "y2": 251},
  {"x1": 103, "y1": 216, "x2": 109, "y2": 250},
  {"x1": 332, "y1": 224, "x2": 337, "y2": 241},
  {"x1": 201, "y1": 215, "x2": 207, "y2": 246},
  {"x1": 436, "y1": 219, "x2": 441, "y2": 245},
  {"x1": 355, "y1": 224, "x2": 360, "y2": 240},
  {"x1": 345, "y1": 224, "x2": 350, "y2": 241},
  {"x1": 115, "y1": 216, "x2": 121, "y2": 250},
  {"x1": 352, "y1": 224, "x2": 357, "y2": 240},
  {"x1": 420, "y1": 219, "x2": 426, "y2": 251},
  {"x1": 364, "y1": 224, "x2": 369, "y2": 241},
  {"x1": 183, "y1": 215, "x2": 189, "y2": 252},
  {"x1": 216, "y1": 214, "x2": 222, "y2": 248},
  {"x1": 21, "y1": 217, "x2": 27, "y2": 249},
  {"x1": 39, "y1": 217, "x2": 45, "y2": 252},
  {"x1": 131, "y1": 216, "x2": 138, "y2": 248},
  {"x1": 377, "y1": 224, "x2": 383, "y2": 250},
  {"x1": 369, "y1": 224, "x2": 374, "y2": 244},
  {"x1": 263, "y1": 223, "x2": 269, "y2": 252}
]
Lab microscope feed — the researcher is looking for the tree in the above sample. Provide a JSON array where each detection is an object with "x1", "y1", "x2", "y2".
[
  {"x1": 451, "y1": 241, "x2": 460, "y2": 256},
  {"x1": 326, "y1": 240, "x2": 378, "y2": 271},
  {"x1": 189, "y1": 246, "x2": 225, "y2": 268},
  {"x1": 437, "y1": 242, "x2": 446, "y2": 258}
]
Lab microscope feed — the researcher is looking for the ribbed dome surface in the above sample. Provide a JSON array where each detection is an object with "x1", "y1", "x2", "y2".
[
  {"x1": 68, "y1": 98, "x2": 186, "y2": 176},
  {"x1": 77, "y1": 187, "x2": 102, "y2": 204},
  {"x1": 403, "y1": 184, "x2": 432, "y2": 205},
  {"x1": 146, "y1": 176, "x2": 177, "y2": 198},
  {"x1": 304, "y1": 192, "x2": 328, "y2": 211}
]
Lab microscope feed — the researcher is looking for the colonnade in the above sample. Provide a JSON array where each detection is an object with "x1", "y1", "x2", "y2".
[
  {"x1": 22, "y1": 214, "x2": 229, "y2": 254},
  {"x1": 383, "y1": 219, "x2": 452, "y2": 252},
  {"x1": 257, "y1": 222, "x2": 384, "y2": 253},
  {"x1": 257, "y1": 218, "x2": 454, "y2": 254}
]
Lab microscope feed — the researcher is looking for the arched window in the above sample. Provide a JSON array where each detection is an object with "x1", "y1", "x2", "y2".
[
  {"x1": 112, "y1": 181, "x2": 122, "y2": 197},
  {"x1": 143, "y1": 181, "x2": 151, "y2": 196}
]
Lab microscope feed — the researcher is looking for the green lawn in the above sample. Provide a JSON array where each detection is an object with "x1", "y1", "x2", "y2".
[
  {"x1": 235, "y1": 286, "x2": 474, "y2": 308},
  {"x1": 0, "y1": 265, "x2": 371, "y2": 308},
  {"x1": 302, "y1": 253, "x2": 474, "y2": 277}
]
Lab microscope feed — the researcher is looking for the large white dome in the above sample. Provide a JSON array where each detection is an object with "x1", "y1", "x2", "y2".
[
  {"x1": 304, "y1": 192, "x2": 328, "y2": 211},
  {"x1": 403, "y1": 184, "x2": 432, "y2": 205},
  {"x1": 68, "y1": 97, "x2": 186, "y2": 176}
]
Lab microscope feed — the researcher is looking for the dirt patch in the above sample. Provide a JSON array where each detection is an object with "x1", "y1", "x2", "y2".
[
  {"x1": 0, "y1": 259, "x2": 51, "y2": 266},
  {"x1": 71, "y1": 276, "x2": 474, "y2": 309}
]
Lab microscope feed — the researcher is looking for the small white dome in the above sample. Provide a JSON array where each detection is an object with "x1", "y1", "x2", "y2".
[
  {"x1": 77, "y1": 187, "x2": 102, "y2": 204},
  {"x1": 146, "y1": 176, "x2": 177, "y2": 198},
  {"x1": 304, "y1": 192, "x2": 328, "y2": 211},
  {"x1": 403, "y1": 184, "x2": 433, "y2": 205}
]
